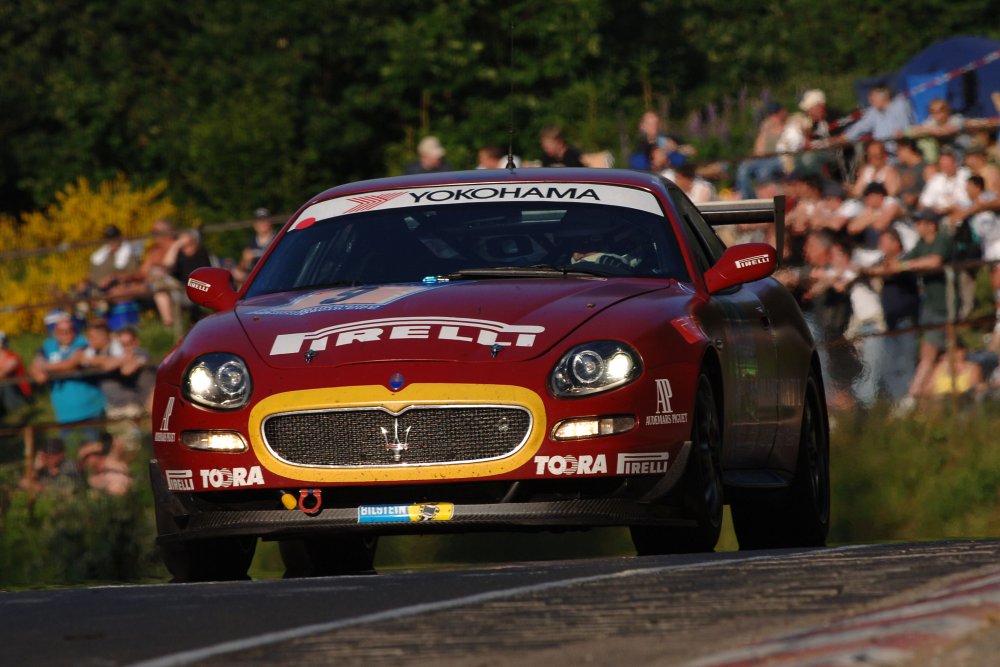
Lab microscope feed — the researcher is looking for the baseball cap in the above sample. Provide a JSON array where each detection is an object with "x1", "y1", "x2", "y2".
[
  {"x1": 913, "y1": 209, "x2": 940, "y2": 224},
  {"x1": 102, "y1": 224, "x2": 123, "y2": 240},
  {"x1": 799, "y1": 89, "x2": 826, "y2": 112}
]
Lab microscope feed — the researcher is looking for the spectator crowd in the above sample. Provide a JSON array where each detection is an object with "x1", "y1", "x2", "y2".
[{"x1": 3, "y1": 83, "x2": 1000, "y2": 498}]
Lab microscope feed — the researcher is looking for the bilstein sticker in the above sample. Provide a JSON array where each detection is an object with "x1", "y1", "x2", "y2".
[{"x1": 358, "y1": 502, "x2": 455, "y2": 523}]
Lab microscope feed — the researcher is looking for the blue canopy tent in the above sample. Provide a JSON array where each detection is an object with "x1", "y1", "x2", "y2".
[{"x1": 854, "y1": 35, "x2": 1000, "y2": 123}]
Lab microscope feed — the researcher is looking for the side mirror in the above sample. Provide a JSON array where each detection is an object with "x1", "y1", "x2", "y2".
[
  {"x1": 703, "y1": 243, "x2": 777, "y2": 294},
  {"x1": 185, "y1": 267, "x2": 238, "y2": 311}
]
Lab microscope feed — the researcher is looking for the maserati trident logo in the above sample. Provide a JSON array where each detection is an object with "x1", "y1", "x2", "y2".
[{"x1": 380, "y1": 419, "x2": 412, "y2": 462}]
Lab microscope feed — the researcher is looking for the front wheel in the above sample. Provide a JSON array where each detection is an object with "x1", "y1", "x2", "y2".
[
  {"x1": 159, "y1": 537, "x2": 257, "y2": 583},
  {"x1": 631, "y1": 373, "x2": 724, "y2": 555}
]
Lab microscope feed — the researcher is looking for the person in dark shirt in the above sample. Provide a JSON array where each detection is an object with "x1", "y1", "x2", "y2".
[
  {"x1": 888, "y1": 210, "x2": 954, "y2": 411},
  {"x1": 866, "y1": 228, "x2": 921, "y2": 400},
  {"x1": 163, "y1": 228, "x2": 213, "y2": 323},
  {"x1": 404, "y1": 136, "x2": 453, "y2": 175},
  {"x1": 539, "y1": 125, "x2": 584, "y2": 168}
]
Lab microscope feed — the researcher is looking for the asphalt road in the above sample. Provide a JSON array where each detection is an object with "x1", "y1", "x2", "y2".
[{"x1": 2, "y1": 539, "x2": 999, "y2": 667}]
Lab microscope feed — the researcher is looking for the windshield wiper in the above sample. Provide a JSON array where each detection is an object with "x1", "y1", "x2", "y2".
[{"x1": 445, "y1": 264, "x2": 610, "y2": 279}]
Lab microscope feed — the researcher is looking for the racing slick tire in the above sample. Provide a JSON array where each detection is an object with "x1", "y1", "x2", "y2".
[
  {"x1": 631, "y1": 373, "x2": 724, "y2": 555},
  {"x1": 731, "y1": 371, "x2": 830, "y2": 550},
  {"x1": 159, "y1": 537, "x2": 257, "y2": 583},
  {"x1": 280, "y1": 535, "x2": 378, "y2": 577}
]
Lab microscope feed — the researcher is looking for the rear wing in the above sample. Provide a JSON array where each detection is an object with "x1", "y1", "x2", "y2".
[{"x1": 697, "y1": 196, "x2": 786, "y2": 266}]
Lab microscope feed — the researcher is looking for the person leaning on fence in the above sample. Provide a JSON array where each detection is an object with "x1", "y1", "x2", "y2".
[
  {"x1": 839, "y1": 84, "x2": 915, "y2": 155},
  {"x1": 734, "y1": 101, "x2": 788, "y2": 199},
  {"x1": 903, "y1": 98, "x2": 970, "y2": 163},
  {"x1": 28, "y1": 312, "x2": 105, "y2": 427},
  {"x1": 80, "y1": 224, "x2": 145, "y2": 330},
  {"x1": 964, "y1": 174, "x2": 1000, "y2": 330},
  {"x1": 161, "y1": 228, "x2": 214, "y2": 324},
  {"x1": 846, "y1": 182, "x2": 907, "y2": 250},
  {"x1": 894, "y1": 209, "x2": 956, "y2": 414},
  {"x1": 0, "y1": 331, "x2": 32, "y2": 420},
  {"x1": 79, "y1": 318, "x2": 151, "y2": 420},
  {"x1": 849, "y1": 140, "x2": 901, "y2": 200},
  {"x1": 139, "y1": 217, "x2": 184, "y2": 328},
  {"x1": 864, "y1": 228, "x2": 921, "y2": 401},
  {"x1": 918, "y1": 148, "x2": 971, "y2": 218}
]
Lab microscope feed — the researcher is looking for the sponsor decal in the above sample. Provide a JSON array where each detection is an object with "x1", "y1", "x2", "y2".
[
  {"x1": 735, "y1": 253, "x2": 771, "y2": 269},
  {"x1": 156, "y1": 397, "x2": 177, "y2": 440},
  {"x1": 187, "y1": 278, "x2": 211, "y2": 293},
  {"x1": 249, "y1": 284, "x2": 441, "y2": 316},
  {"x1": 270, "y1": 316, "x2": 545, "y2": 356},
  {"x1": 616, "y1": 452, "x2": 670, "y2": 475},
  {"x1": 408, "y1": 185, "x2": 599, "y2": 204},
  {"x1": 198, "y1": 466, "x2": 265, "y2": 489},
  {"x1": 358, "y1": 502, "x2": 455, "y2": 523},
  {"x1": 165, "y1": 469, "x2": 194, "y2": 491},
  {"x1": 645, "y1": 378, "x2": 689, "y2": 426},
  {"x1": 343, "y1": 191, "x2": 406, "y2": 214},
  {"x1": 533, "y1": 454, "x2": 607, "y2": 476},
  {"x1": 290, "y1": 182, "x2": 664, "y2": 228},
  {"x1": 159, "y1": 396, "x2": 175, "y2": 432}
]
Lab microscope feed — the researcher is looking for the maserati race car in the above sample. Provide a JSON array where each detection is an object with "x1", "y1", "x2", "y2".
[{"x1": 151, "y1": 168, "x2": 830, "y2": 581}]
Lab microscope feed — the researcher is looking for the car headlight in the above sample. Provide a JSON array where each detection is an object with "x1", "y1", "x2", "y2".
[
  {"x1": 550, "y1": 341, "x2": 642, "y2": 397},
  {"x1": 183, "y1": 353, "x2": 253, "y2": 410}
]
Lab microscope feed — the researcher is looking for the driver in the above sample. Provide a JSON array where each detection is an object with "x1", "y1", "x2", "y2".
[{"x1": 570, "y1": 246, "x2": 638, "y2": 272}]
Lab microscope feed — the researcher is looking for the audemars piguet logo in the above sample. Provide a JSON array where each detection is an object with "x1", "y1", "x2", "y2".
[{"x1": 380, "y1": 419, "x2": 412, "y2": 462}]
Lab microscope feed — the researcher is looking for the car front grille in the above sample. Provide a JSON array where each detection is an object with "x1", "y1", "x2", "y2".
[{"x1": 262, "y1": 406, "x2": 532, "y2": 467}]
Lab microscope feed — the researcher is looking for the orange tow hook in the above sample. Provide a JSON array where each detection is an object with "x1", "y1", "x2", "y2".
[{"x1": 298, "y1": 489, "x2": 323, "y2": 515}]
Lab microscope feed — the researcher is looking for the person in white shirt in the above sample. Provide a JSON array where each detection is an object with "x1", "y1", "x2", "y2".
[{"x1": 918, "y1": 149, "x2": 971, "y2": 217}]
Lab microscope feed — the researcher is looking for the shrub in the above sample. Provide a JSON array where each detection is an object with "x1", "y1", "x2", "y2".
[{"x1": 0, "y1": 176, "x2": 177, "y2": 336}]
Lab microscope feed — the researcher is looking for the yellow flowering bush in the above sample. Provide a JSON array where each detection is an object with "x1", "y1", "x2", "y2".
[{"x1": 0, "y1": 177, "x2": 177, "y2": 335}]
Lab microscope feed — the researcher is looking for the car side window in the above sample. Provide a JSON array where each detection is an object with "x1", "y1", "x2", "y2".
[
  {"x1": 673, "y1": 196, "x2": 717, "y2": 274},
  {"x1": 676, "y1": 195, "x2": 727, "y2": 264}
]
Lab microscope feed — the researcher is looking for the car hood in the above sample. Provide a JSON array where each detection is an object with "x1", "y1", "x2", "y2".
[{"x1": 237, "y1": 279, "x2": 668, "y2": 368}]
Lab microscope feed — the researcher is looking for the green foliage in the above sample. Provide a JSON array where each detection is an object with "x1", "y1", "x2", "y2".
[
  {"x1": 830, "y1": 404, "x2": 1000, "y2": 543},
  {"x1": 2, "y1": 1, "x2": 997, "y2": 221},
  {"x1": 0, "y1": 458, "x2": 165, "y2": 588}
]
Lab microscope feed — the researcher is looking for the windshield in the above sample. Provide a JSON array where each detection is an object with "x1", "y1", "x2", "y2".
[{"x1": 246, "y1": 190, "x2": 687, "y2": 298}]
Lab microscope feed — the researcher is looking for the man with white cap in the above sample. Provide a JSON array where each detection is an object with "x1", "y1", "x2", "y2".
[
  {"x1": 405, "y1": 135, "x2": 453, "y2": 175},
  {"x1": 799, "y1": 88, "x2": 851, "y2": 181}
]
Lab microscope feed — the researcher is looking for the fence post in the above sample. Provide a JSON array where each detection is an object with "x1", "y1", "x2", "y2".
[{"x1": 23, "y1": 424, "x2": 36, "y2": 483}]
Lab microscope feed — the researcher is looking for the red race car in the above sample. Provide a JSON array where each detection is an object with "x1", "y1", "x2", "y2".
[{"x1": 151, "y1": 168, "x2": 829, "y2": 581}]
